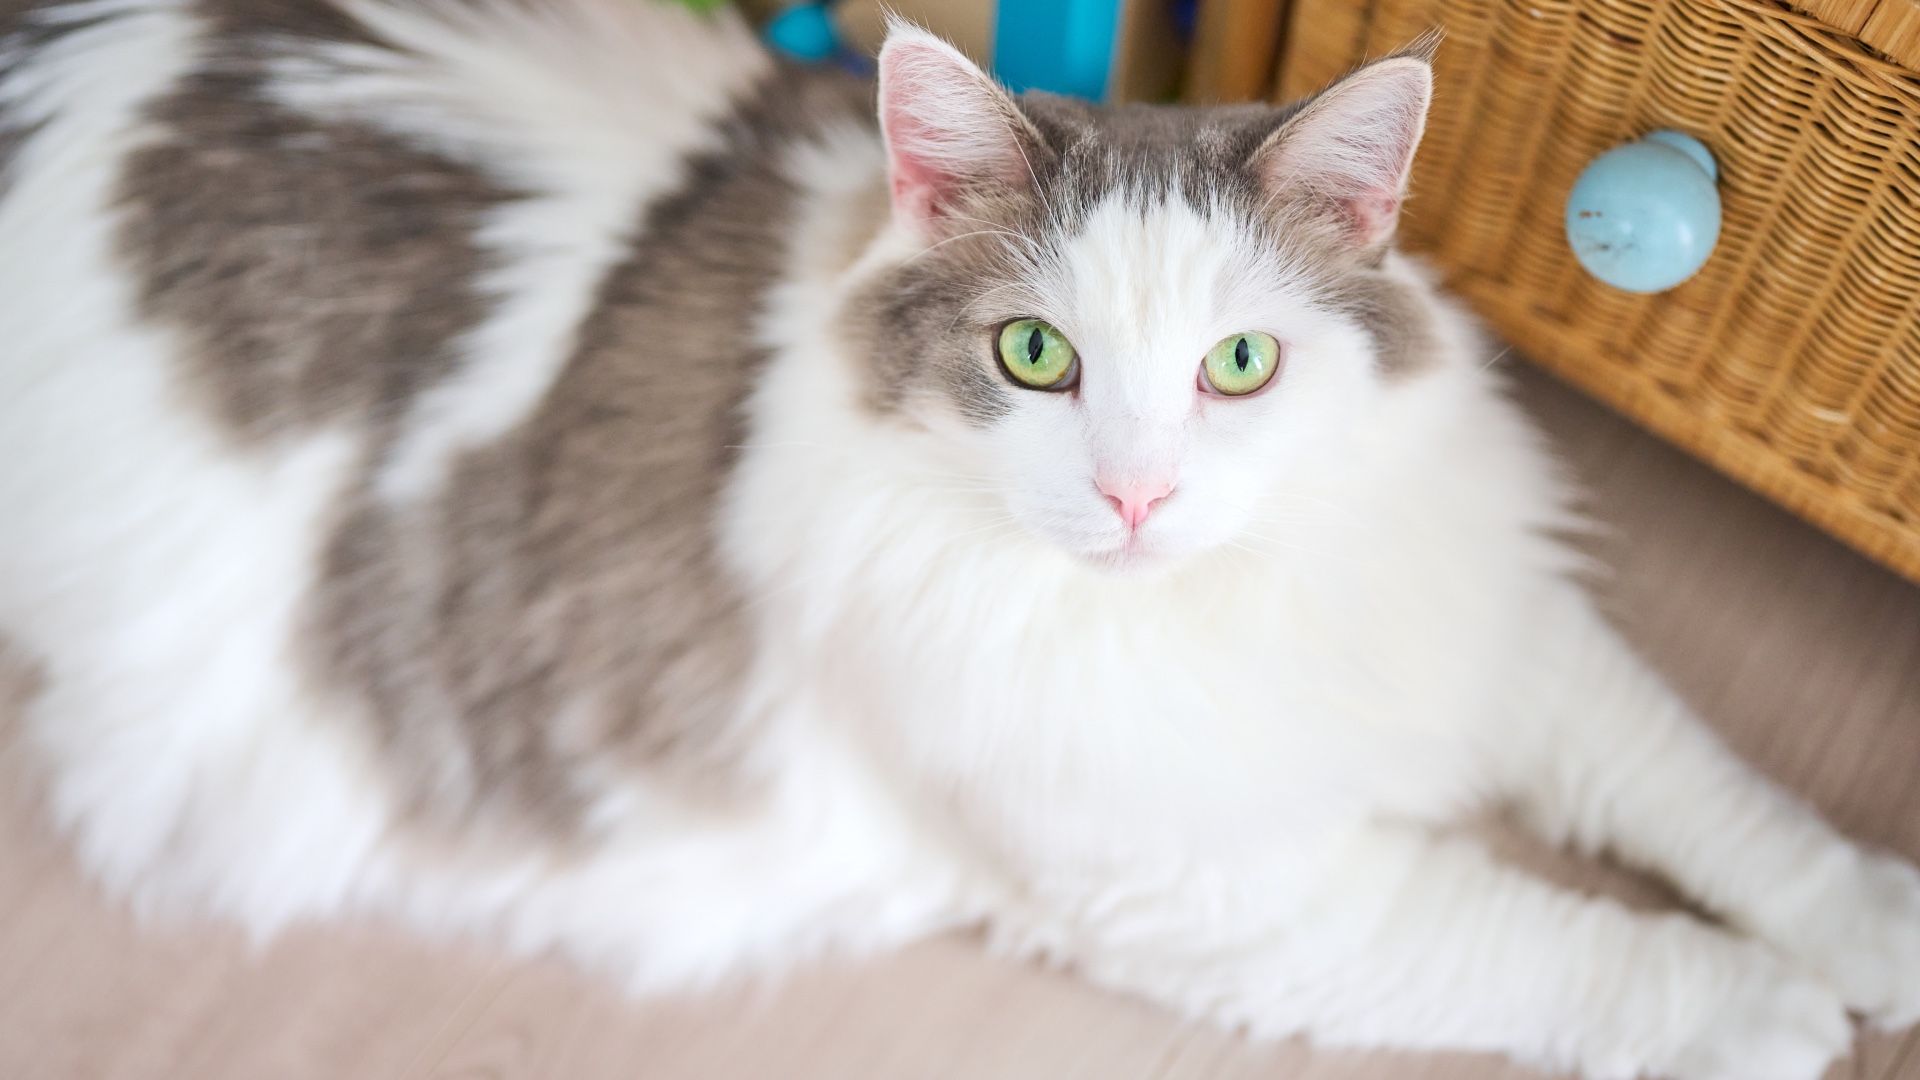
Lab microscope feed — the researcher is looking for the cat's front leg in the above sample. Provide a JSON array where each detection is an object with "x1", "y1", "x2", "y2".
[
  {"x1": 1024, "y1": 826, "x2": 1848, "y2": 1080},
  {"x1": 1500, "y1": 583, "x2": 1920, "y2": 1029}
]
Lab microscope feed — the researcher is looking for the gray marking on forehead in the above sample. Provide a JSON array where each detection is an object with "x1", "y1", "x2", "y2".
[
  {"x1": 1011, "y1": 94, "x2": 1306, "y2": 223},
  {"x1": 316, "y1": 61, "x2": 873, "y2": 835}
]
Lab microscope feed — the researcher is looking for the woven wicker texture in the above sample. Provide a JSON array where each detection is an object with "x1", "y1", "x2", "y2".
[{"x1": 1278, "y1": 0, "x2": 1920, "y2": 584}]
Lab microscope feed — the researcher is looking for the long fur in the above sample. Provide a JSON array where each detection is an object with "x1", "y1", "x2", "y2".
[{"x1": 0, "y1": 5, "x2": 1915, "y2": 1079}]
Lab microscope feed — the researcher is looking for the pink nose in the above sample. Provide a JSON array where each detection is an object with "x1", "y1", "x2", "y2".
[{"x1": 1097, "y1": 477, "x2": 1174, "y2": 530}]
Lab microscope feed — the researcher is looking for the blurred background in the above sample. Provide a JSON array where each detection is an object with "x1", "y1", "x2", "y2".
[{"x1": 742, "y1": 0, "x2": 1276, "y2": 107}]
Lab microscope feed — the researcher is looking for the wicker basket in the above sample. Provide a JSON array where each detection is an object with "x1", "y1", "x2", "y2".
[{"x1": 1277, "y1": 0, "x2": 1920, "y2": 585}]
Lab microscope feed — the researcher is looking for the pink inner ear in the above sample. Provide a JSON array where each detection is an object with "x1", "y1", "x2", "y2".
[
  {"x1": 1346, "y1": 191, "x2": 1402, "y2": 247},
  {"x1": 876, "y1": 33, "x2": 1031, "y2": 237},
  {"x1": 1255, "y1": 57, "x2": 1431, "y2": 249},
  {"x1": 882, "y1": 98, "x2": 962, "y2": 227}
]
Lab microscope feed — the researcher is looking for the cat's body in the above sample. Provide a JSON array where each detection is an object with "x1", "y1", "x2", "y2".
[{"x1": 2, "y1": 1, "x2": 1917, "y2": 1076}]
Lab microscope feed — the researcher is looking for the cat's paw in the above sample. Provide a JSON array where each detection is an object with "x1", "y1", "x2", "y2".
[
  {"x1": 1664, "y1": 963, "x2": 1852, "y2": 1080},
  {"x1": 1767, "y1": 850, "x2": 1920, "y2": 1029}
]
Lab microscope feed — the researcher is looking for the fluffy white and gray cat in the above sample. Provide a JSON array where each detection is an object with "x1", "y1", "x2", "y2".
[{"x1": 1, "y1": 0, "x2": 1915, "y2": 1075}]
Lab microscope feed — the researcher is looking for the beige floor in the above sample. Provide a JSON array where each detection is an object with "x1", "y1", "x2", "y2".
[{"x1": 4, "y1": 361, "x2": 1920, "y2": 1080}]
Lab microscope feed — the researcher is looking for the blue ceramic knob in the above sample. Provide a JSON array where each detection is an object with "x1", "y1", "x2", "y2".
[{"x1": 1565, "y1": 130, "x2": 1721, "y2": 294}]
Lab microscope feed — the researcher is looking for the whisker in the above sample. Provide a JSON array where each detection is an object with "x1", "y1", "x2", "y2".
[{"x1": 901, "y1": 225, "x2": 1041, "y2": 270}]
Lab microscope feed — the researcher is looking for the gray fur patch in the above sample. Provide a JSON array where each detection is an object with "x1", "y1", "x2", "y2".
[
  {"x1": 116, "y1": 0, "x2": 509, "y2": 442},
  {"x1": 843, "y1": 218, "x2": 1029, "y2": 425},
  {"x1": 108, "y1": 0, "x2": 873, "y2": 834},
  {"x1": 316, "y1": 64, "x2": 874, "y2": 834},
  {"x1": 1323, "y1": 267, "x2": 1441, "y2": 378},
  {"x1": 1011, "y1": 94, "x2": 1300, "y2": 224},
  {"x1": 199, "y1": 0, "x2": 381, "y2": 45}
]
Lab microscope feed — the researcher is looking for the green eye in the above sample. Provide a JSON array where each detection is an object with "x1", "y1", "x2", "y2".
[
  {"x1": 1201, "y1": 332, "x2": 1282, "y2": 396},
  {"x1": 997, "y1": 319, "x2": 1077, "y2": 389}
]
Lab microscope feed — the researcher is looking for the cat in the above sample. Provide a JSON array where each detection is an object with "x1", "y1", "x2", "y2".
[{"x1": 1, "y1": 0, "x2": 1916, "y2": 1076}]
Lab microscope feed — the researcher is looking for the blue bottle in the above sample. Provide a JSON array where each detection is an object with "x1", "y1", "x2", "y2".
[{"x1": 993, "y1": 0, "x2": 1124, "y2": 101}]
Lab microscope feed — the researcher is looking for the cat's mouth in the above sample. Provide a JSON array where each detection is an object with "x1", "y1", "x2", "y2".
[{"x1": 1080, "y1": 533, "x2": 1177, "y2": 577}]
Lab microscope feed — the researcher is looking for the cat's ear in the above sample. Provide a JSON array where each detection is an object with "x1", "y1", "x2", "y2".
[
  {"x1": 1252, "y1": 49, "x2": 1434, "y2": 250},
  {"x1": 876, "y1": 24, "x2": 1044, "y2": 239}
]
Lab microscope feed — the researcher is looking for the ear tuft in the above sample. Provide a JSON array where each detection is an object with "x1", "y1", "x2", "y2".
[
  {"x1": 1255, "y1": 54, "x2": 1434, "y2": 249},
  {"x1": 876, "y1": 23, "x2": 1042, "y2": 238},
  {"x1": 1397, "y1": 27, "x2": 1444, "y2": 64}
]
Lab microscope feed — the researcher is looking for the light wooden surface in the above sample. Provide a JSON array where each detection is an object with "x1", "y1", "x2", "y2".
[{"x1": 4, "y1": 361, "x2": 1920, "y2": 1080}]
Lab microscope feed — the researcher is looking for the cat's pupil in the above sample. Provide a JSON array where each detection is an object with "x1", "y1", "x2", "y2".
[
  {"x1": 1027, "y1": 327, "x2": 1044, "y2": 366},
  {"x1": 1235, "y1": 337, "x2": 1250, "y2": 372}
]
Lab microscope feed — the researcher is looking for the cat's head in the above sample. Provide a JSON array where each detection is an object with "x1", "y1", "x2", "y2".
[{"x1": 842, "y1": 25, "x2": 1439, "y2": 572}]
